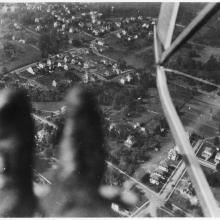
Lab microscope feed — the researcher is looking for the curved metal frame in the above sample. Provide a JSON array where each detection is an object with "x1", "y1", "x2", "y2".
[{"x1": 155, "y1": 3, "x2": 220, "y2": 217}]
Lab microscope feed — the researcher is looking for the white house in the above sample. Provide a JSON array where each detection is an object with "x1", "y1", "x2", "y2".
[
  {"x1": 149, "y1": 173, "x2": 160, "y2": 185},
  {"x1": 168, "y1": 148, "x2": 179, "y2": 161},
  {"x1": 84, "y1": 62, "x2": 89, "y2": 69},
  {"x1": 38, "y1": 63, "x2": 44, "y2": 69},
  {"x1": 116, "y1": 33, "x2": 121, "y2": 38},
  {"x1": 153, "y1": 169, "x2": 166, "y2": 180},
  {"x1": 202, "y1": 146, "x2": 215, "y2": 160},
  {"x1": 26, "y1": 67, "x2": 35, "y2": 75},
  {"x1": 18, "y1": 39, "x2": 25, "y2": 44},
  {"x1": 120, "y1": 78, "x2": 125, "y2": 85},
  {"x1": 124, "y1": 135, "x2": 136, "y2": 148},
  {"x1": 109, "y1": 123, "x2": 116, "y2": 131},
  {"x1": 35, "y1": 18, "x2": 39, "y2": 23},
  {"x1": 69, "y1": 27, "x2": 73, "y2": 33},
  {"x1": 52, "y1": 80, "x2": 57, "y2": 87},
  {"x1": 159, "y1": 161, "x2": 169, "y2": 172},
  {"x1": 215, "y1": 152, "x2": 220, "y2": 164},
  {"x1": 47, "y1": 59, "x2": 52, "y2": 66},
  {"x1": 64, "y1": 64, "x2": 68, "y2": 71},
  {"x1": 126, "y1": 75, "x2": 132, "y2": 83},
  {"x1": 97, "y1": 41, "x2": 104, "y2": 46},
  {"x1": 54, "y1": 22, "x2": 58, "y2": 28}
]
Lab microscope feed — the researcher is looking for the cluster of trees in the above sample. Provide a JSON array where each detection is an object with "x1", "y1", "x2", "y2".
[
  {"x1": 168, "y1": 50, "x2": 220, "y2": 87},
  {"x1": 39, "y1": 30, "x2": 69, "y2": 58},
  {"x1": 29, "y1": 88, "x2": 64, "y2": 102},
  {"x1": 3, "y1": 42, "x2": 16, "y2": 59},
  {"x1": 87, "y1": 72, "x2": 154, "y2": 112}
]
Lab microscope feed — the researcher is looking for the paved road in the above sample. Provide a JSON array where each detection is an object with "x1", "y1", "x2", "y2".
[
  {"x1": 106, "y1": 161, "x2": 166, "y2": 217},
  {"x1": 161, "y1": 140, "x2": 203, "y2": 200},
  {"x1": 32, "y1": 113, "x2": 58, "y2": 129}
]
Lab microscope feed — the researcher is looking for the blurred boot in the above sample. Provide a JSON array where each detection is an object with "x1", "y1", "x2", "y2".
[
  {"x1": 0, "y1": 88, "x2": 40, "y2": 217},
  {"x1": 44, "y1": 85, "x2": 117, "y2": 217}
]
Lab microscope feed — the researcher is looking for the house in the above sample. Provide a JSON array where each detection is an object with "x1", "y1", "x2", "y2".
[
  {"x1": 35, "y1": 18, "x2": 39, "y2": 23},
  {"x1": 82, "y1": 72, "x2": 89, "y2": 83},
  {"x1": 149, "y1": 173, "x2": 160, "y2": 185},
  {"x1": 64, "y1": 64, "x2": 68, "y2": 71},
  {"x1": 214, "y1": 152, "x2": 220, "y2": 164},
  {"x1": 64, "y1": 56, "x2": 68, "y2": 63},
  {"x1": 116, "y1": 33, "x2": 121, "y2": 38},
  {"x1": 61, "y1": 106, "x2": 67, "y2": 113},
  {"x1": 104, "y1": 71, "x2": 110, "y2": 76},
  {"x1": 26, "y1": 67, "x2": 35, "y2": 75},
  {"x1": 100, "y1": 59, "x2": 107, "y2": 65},
  {"x1": 202, "y1": 146, "x2": 215, "y2": 160},
  {"x1": 14, "y1": 23, "x2": 22, "y2": 30},
  {"x1": 83, "y1": 62, "x2": 89, "y2": 69},
  {"x1": 52, "y1": 80, "x2": 57, "y2": 87},
  {"x1": 47, "y1": 59, "x2": 52, "y2": 66},
  {"x1": 153, "y1": 169, "x2": 166, "y2": 180},
  {"x1": 35, "y1": 25, "x2": 41, "y2": 32},
  {"x1": 62, "y1": 24, "x2": 65, "y2": 30},
  {"x1": 97, "y1": 40, "x2": 104, "y2": 46},
  {"x1": 38, "y1": 63, "x2": 44, "y2": 69},
  {"x1": 124, "y1": 135, "x2": 136, "y2": 148},
  {"x1": 140, "y1": 127, "x2": 146, "y2": 134},
  {"x1": 133, "y1": 122, "x2": 140, "y2": 129},
  {"x1": 122, "y1": 30, "x2": 127, "y2": 36},
  {"x1": 69, "y1": 27, "x2": 73, "y2": 33},
  {"x1": 109, "y1": 123, "x2": 116, "y2": 131},
  {"x1": 126, "y1": 74, "x2": 132, "y2": 83},
  {"x1": 168, "y1": 148, "x2": 179, "y2": 161},
  {"x1": 18, "y1": 39, "x2": 25, "y2": 44},
  {"x1": 159, "y1": 161, "x2": 169, "y2": 172},
  {"x1": 120, "y1": 78, "x2": 125, "y2": 85},
  {"x1": 37, "y1": 129, "x2": 48, "y2": 142},
  {"x1": 142, "y1": 23, "x2": 149, "y2": 28},
  {"x1": 54, "y1": 22, "x2": 58, "y2": 28}
]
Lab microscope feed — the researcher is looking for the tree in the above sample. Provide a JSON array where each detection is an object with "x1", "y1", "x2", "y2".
[
  {"x1": 3, "y1": 42, "x2": 16, "y2": 58},
  {"x1": 204, "y1": 55, "x2": 219, "y2": 71},
  {"x1": 72, "y1": 39, "x2": 82, "y2": 47},
  {"x1": 39, "y1": 31, "x2": 60, "y2": 58},
  {"x1": 2, "y1": 66, "x2": 8, "y2": 74},
  {"x1": 216, "y1": 163, "x2": 220, "y2": 172},
  {"x1": 118, "y1": 58, "x2": 127, "y2": 70},
  {"x1": 214, "y1": 136, "x2": 220, "y2": 146}
]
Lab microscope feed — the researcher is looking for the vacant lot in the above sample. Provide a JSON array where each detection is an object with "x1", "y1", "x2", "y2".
[{"x1": 0, "y1": 41, "x2": 40, "y2": 74}]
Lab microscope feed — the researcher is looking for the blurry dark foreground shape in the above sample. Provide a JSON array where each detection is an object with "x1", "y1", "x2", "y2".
[
  {"x1": 0, "y1": 88, "x2": 41, "y2": 217},
  {"x1": 44, "y1": 85, "x2": 119, "y2": 217}
]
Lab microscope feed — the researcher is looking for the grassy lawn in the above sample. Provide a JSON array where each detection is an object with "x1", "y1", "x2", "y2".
[
  {"x1": 103, "y1": 33, "x2": 154, "y2": 69},
  {"x1": 0, "y1": 42, "x2": 41, "y2": 74},
  {"x1": 33, "y1": 101, "x2": 65, "y2": 111},
  {"x1": 157, "y1": 208, "x2": 174, "y2": 217}
]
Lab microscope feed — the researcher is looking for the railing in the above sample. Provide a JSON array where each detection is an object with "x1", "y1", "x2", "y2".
[{"x1": 155, "y1": 2, "x2": 220, "y2": 217}]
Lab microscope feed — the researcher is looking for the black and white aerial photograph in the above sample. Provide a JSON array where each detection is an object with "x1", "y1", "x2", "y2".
[{"x1": 1, "y1": 1, "x2": 220, "y2": 217}]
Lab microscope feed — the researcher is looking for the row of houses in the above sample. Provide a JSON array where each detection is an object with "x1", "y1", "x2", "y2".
[
  {"x1": 201, "y1": 144, "x2": 220, "y2": 164},
  {"x1": 115, "y1": 19, "x2": 154, "y2": 42},
  {"x1": 25, "y1": 2, "x2": 155, "y2": 40},
  {"x1": 149, "y1": 147, "x2": 180, "y2": 186},
  {"x1": 149, "y1": 160, "x2": 170, "y2": 186}
]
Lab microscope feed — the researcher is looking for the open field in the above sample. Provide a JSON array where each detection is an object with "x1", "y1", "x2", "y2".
[{"x1": 0, "y1": 42, "x2": 40, "y2": 74}]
